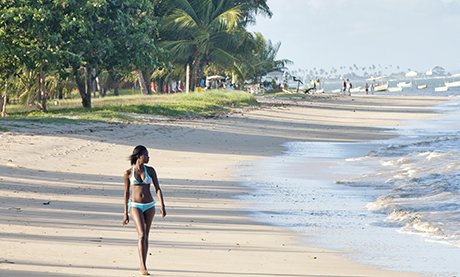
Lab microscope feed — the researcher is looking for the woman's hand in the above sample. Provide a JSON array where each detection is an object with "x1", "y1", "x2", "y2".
[
  {"x1": 122, "y1": 213, "x2": 129, "y2": 225},
  {"x1": 160, "y1": 206, "x2": 167, "y2": 218}
]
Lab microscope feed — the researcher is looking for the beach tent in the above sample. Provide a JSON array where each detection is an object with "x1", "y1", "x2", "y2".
[{"x1": 206, "y1": 75, "x2": 225, "y2": 89}]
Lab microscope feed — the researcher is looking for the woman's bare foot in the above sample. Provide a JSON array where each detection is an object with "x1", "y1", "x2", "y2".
[{"x1": 139, "y1": 270, "x2": 150, "y2": 276}]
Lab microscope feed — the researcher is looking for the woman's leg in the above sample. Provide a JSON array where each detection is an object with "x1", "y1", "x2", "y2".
[
  {"x1": 130, "y1": 207, "x2": 149, "y2": 274},
  {"x1": 143, "y1": 207, "x2": 155, "y2": 266}
]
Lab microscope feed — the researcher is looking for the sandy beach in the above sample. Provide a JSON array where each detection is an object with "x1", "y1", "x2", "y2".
[{"x1": 0, "y1": 94, "x2": 447, "y2": 277}]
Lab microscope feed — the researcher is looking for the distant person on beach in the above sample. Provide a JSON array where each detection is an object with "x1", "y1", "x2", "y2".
[
  {"x1": 305, "y1": 79, "x2": 316, "y2": 94},
  {"x1": 342, "y1": 79, "x2": 347, "y2": 92},
  {"x1": 365, "y1": 83, "x2": 369, "y2": 94},
  {"x1": 123, "y1": 145, "x2": 166, "y2": 276},
  {"x1": 346, "y1": 79, "x2": 352, "y2": 96}
]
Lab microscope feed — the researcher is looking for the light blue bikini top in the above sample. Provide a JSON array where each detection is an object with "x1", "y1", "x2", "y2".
[{"x1": 130, "y1": 165, "x2": 152, "y2": 185}]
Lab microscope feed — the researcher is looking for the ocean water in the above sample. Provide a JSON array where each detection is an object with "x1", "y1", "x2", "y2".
[{"x1": 239, "y1": 92, "x2": 460, "y2": 276}]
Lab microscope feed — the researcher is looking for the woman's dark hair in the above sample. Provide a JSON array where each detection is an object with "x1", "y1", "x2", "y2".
[{"x1": 129, "y1": 145, "x2": 148, "y2": 165}]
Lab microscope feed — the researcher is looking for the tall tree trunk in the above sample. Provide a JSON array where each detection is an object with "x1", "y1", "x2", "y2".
[
  {"x1": 90, "y1": 67, "x2": 97, "y2": 98},
  {"x1": 74, "y1": 66, "x2": 92, "y2": 109},
  {"x1": 0, "y1": 81, "x2": 4, "y2": 116},
  {"x1": 38, "y1": 68, "x2": 47, "y2": 112},
  {"x1": 57, "y1": 85, "x2": 63, "y2": 99},
  {"x1": 113, "y1": 79, "x2": 120, "y2": 96},
  {"x1": 84, "y1": 66, "x2": 89, "y2": 98},
  {"x1": 142, "y1": 70, "x2": 152, "y2": 95},
  {"x1": 191, "y1": 59, "x2": 203, "y2": 91},
  {"x1": 84, "y1": 66, "x2": 92, "y2": 108},
  {"x1": 1, "y1": 79, "x2": 8, "y2": 117},
  {"x1": 96, "y1": 76, "x2": 103, "y2": 97},
  {"x1": 108, "y1": 70, "x2": 120, "y2": 96},
  {"x1": 136, "y1": 70, "x2": 148, "y2": 95},
  {"x1": 186, "y1": 64, "x2": 190, "y2": 94},
  {"x1": 37, "y1": 72, "x2": 42, "y2": 108},
  {"x1": 156, "y1": 78, "x2": 164, "y2": 93}
]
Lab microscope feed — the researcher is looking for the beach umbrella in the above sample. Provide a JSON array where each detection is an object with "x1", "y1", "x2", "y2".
[{"x1": 206, "y1": 75, "x2": 225, "y2": 80}]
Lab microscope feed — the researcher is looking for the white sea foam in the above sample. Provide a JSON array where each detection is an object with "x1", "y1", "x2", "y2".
[
  {"x1": 348, "y1": 128, "x2": 460, "y2": 249},
  {"x1": 240, "y1": 138, "x2": 460, "y2": 276}
]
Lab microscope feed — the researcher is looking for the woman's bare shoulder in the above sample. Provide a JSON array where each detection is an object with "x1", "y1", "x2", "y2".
[
  {"x1": 124, "y1": 168, "x2": 132, "y2": 176},
  {"x1": 145, "y1": 165, "x2": 156, "y2": 175}
]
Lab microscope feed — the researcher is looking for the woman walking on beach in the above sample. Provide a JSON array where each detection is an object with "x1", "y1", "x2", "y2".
[{"x1": 123, "y1": 145, "x2": 166, "y2": 276}]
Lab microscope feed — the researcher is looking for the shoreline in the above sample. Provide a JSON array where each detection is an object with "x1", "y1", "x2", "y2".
[
  {"x1": 0, "y1": 94, "x2": 449, "y2": 276},
  {"x1": 238, "y1": 95, "x2": 460, "y2": 276}
]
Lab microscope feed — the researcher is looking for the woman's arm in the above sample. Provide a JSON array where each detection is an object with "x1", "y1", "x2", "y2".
[
  {"x1": 122, "y1": 170, "x2": 130, "y2": 225},
  {"x1": 151, "y1": 167, "x2": 166, "y2": 218}
]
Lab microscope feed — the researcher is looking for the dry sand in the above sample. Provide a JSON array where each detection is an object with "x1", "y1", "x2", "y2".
[{"x1": 0, "y1": 94, "x2": 447, "y2": 277}]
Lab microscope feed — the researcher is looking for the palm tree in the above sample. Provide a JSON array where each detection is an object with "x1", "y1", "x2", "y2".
[
  {"x1": 160, "y1": 0, "x2": 251, "y2": 89},
  {"x1": 235, "y1": 32, "x2": 291, "y2": 83}
]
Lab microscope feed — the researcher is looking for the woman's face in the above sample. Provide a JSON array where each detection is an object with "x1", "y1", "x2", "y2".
[{"x1": 139, "y1": 151, "x2": 150, "y2": 164}]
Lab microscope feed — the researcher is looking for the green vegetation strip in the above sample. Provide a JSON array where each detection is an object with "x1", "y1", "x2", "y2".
[{"x1": 4, "y1": 90, "x2": 258, "y2": 123}]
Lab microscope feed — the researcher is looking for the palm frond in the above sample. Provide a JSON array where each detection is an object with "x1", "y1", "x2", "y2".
[
  {"x1": 210, "y1": 5, "x2": 243, "y2": 32},
  {"x1": 160, "y1": 40, "x2": 195, "y2": 64},
  {"x1": 167, "y1": 8, "x2": 198, "y2": 30},
  {"x1": 210, "y1": 47, "x2": 239, "y2": 68},
  {"x1": 172, "y1": 0, "x2": 200, "y2": 24}
]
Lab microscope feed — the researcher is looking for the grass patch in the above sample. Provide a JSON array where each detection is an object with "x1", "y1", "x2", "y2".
[{"x1": 3, "y1": 90, "x2": 258, "y2": 123}]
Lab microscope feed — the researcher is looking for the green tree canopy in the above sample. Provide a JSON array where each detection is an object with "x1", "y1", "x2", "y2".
[{"x1": 159, "y1": 0, "x2": 265, "y2": 88}]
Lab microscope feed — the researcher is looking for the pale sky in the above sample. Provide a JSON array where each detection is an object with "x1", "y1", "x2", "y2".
[{"x1": 249, "y1": 0, "x2": 460, "y2": 73}]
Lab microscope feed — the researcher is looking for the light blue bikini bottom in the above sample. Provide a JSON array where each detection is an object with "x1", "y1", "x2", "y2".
[{"x1": 128, "y1": 201, "x2": 155, "y2": 213}]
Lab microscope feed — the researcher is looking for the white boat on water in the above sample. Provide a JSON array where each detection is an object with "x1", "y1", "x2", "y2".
[
  {"x1": 367, "y1": 76, "x2": 388, "y2": 92},
  {"x1": 397, "y1": 81, "x2": 412, "y2": 88},
  {"x1": 417, "y1": 84, "x2": 428, "y2": 90},
  {"x1": 435, "y1": 86, "x2": 448, "y2": 92},
  {"x1": 374, "y1": 82, "x2": 389, "y2": 92},
  {"x1": 388, "y1": 87, "x2": 403, "y2": 92},
  {"x1": 445, "y1": 80, "x2": 460, "y2": 88}
]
